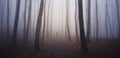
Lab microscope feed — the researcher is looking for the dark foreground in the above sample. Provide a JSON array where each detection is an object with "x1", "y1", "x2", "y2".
[{"x1": 0, "y1": 38, "x2": 120, "y2": 58}]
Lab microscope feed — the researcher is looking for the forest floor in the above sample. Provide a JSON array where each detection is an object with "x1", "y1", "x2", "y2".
[{"x1": 0, "y1": 37, "x2": 120, "y2": 58}]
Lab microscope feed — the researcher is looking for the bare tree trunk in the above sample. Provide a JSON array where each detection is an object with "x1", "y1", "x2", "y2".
[
  {"x1": 86, "y1": 0, "x2": 91, "y2": 42},
  {"x1": 78, "y1": 0, "x2": 88, "y2": 55},
  {"x1": 96, "y1": 0, "x2": 99, "y2": 40},
  {"x1": 11, "y1": 0, "x2": 21, "y2": 45},
  {"x1": 66, "y1": 0, "x2": 71, "y2": 41},
  {"x1": 50, "y1": 0, "x2": 54, "y2": 37},
  {"x1": 7, "y1": 0, "x2": 10, "y2": 41},
  {"x1": 26, "y1": 0, "x2": 32, "y2": 41},
  {"x1": 0, "y1": 0, "x2": 5, "y2": 40},
  {"x1": 105, "y1": 0, "x2": 108, "y2": 38},
  {"x1": 75, "y1": 0, "x2": 79, "y2": 41},
  {"x1": 42, "y1": 0, "x2": 46, "y2": 41},
  {"x1": 47, "y1": 0, "x2": 51, "y2": 38},
  {"x1": 35, "y1": 0, "x2": 44, "y2": 50},
  {"x1": 116, "y1": 0, "x2": 120, "y2": 38},
  {"x1": 23, "y1": 0, "x2": 28, "y2": 41}
]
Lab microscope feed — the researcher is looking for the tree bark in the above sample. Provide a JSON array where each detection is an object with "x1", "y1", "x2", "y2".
[
  {"x1": 66, "y1": 0, "x2": 71, "y2": 41},
  {"x1": 7, "y1": 0, "x2": 10, "y2": 41},
  {"x1": 35, "y1": 0, "x2": 44, "y2": 50},
  {"x1": 86, "y1": 0, "x2": 91, "y2": 42},
  {"x1": 78, "y1": 0, "x2": 88, "y2": 55},
  {"x1": 26, "y1": 0, "x2": 32, "y2": 41},
  {"x1": 11, "y1": 0, "x2": 21, "y2": 45}
]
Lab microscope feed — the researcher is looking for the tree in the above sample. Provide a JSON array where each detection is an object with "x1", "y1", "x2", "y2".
[
  {"x1": 75, "y1": 0, "x2": 79, "y2": 41},
  {"x1": 96, "y1": 0, "x2": 99, "y2": 40},
  {"x1": 26, "y1": 0, "x2": 32, "y2": 41},
  {"x1": 11, "y1": 0, "x2": 21, "y2": 45},
  {"x1": 23, "y1": 0, "x2": 28, "y2": 41},
  {"x1": 7, "y1": 0, "x2": 10, "y2": 40},
  {"x1": 78, "y1": 0, "x2": 88, "y2": 55},
  {"x1": 116, "y1": 0, "x2": 120, "y2": 38},
  {"x1": 86, "y1": 0, "x2": 91, "y2": 42},
  {"x1": 35, "y1": 0, "x2": 44, "y2": 50},
  {"x1": 66, "y1": 0, "x2": 71, "y2": 41}
]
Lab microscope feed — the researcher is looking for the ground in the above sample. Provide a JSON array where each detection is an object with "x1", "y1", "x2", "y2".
[{"x1": 0, "y1": 37, "x2": 120, "y2": 58}]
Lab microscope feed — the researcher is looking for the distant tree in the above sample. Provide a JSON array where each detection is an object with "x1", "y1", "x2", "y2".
[
  {"x1": 26, "y1": 0, "x2": 32, "y2": 41},
  {"x1": 78, "y1": 0, "x2": 88, "y2": 55},
  {"x1": 105, "y1": 0, "x2": 108, "y2": 37},
  {"x1": 75, "y1": 0, "x2": 79, "y2": 41},
  {"x1": 23, "y1": 0, "x2": 28, "y2": 41},
  {"x1": 35, "y1": 0, "x2": 44, "y2": 50},
  {"x1": 11, "y1": 0, "x2": 21, "y2": 45},
  {"x1": 0, "y1": 0, "x2": 5, "y2": 39},
  {"x1": 42, "y1": 0, "x2": 46, "y2": 41},
  {"x1": 7, "y1": 0, "x2": 10, "y2": 40},
  {"x1": 66, "y1": 0, "x2": 71, "y2": 41},
  {"x1": 116, "y1": 0, "x2": 120, "y2": 38},
  {"x1": 86, "y1": 0, "x2": 91, "y2": 42},
  {"x1": 96, "y1": 0, "x2": 99, "y2": 40},
  {"x1": 46, "y1": 0, "x2": 51, "y2": 38}
]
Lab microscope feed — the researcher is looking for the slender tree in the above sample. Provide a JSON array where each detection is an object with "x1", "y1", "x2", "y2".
[
  {"x1": 7, "y1": 0, "x2": 10, "y2": 40},
  {"x1": 46, "y1": 0, "x2": 51, "y2": 38},
  {"x1": 75, "y1": 0, "x2": 79, "y2": 41},
  {"x1": 11, "y1": 0, "x2": 21, "y2": 45},
  {"x1": 26, "y1": 0, "x2": 32, "y2": 41},
  {"x1": 66, "y1": 0, "x2": 71, "y2": 41},
  {"x1": 96, "y1": 0, "x2": 99, "y2": 40},
  {"x1": 78, "y1": 0, "x2": 88, "y2": 55},
  {"x1": 86, "y1": 0, "x2": 91, "y2": 42},
  {"x1": 23, "y1": 0, "x2": 28, "y2": 41},
  {"x1": 42, "y1": 0, "x2": 46, "y2": 41},
  {"x1": 116, "y1": 0, "x2": 120, "y2": 38},
  {"x1": 35, "y1": 0, "x2": 44, "y2": 50},
  {"x1": 105, "y1": 0, "x2": 108, "y2": 37},
  {"x1": 0, "y1": 0, "x2": 5, "y2": 39}
]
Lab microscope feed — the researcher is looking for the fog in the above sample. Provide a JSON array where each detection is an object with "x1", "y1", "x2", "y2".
[{"x1": 0, "y1": 0, "x2": 120, "y2": 58}]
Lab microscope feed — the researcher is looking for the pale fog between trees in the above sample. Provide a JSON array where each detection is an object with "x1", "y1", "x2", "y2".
[{"x1": 0, "y1": 0, "x2": 120, "y2": 44}]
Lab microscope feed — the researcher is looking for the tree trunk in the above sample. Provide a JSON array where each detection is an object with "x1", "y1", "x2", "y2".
[
  {"x1": 35, "y1": 0, "x2": 44, "y2": 50},
  {"x1": 66, "y1": 0, "x2": 71, "y2": 41},
  {"x1": 78, "y1": 0, "x2": 88, "y2": 55},
  {"x1": 86, "y1": 0, "x2": 91, "y2": 42},
  {"x1": 96, "y1": 0, "x2": 99, "y2": 40},
  {"x1": 11, "y1": 0, "x2": 21, "y2": 45},
  {"x1": 116, "y1": 0, "x2": 120, "y2": 38},
  {"x1": 7, "y1": 0, "x2": 10, "y2": 41},
  {"x1": 23, "y1": 0, "x2": 28, "y2": 41},
  {"x1": 26, "y1": 0, "x2": 32, "y2": 41},
  {"x1": 75, "y1": 0, "x2": 79, "y2": 41}
]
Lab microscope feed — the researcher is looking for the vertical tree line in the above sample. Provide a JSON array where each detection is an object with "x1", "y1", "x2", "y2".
[
  {"x1": 34, "y1": 0, "x2": 44, "y2": 50},
  {"x1": 11, "y1": 0, "x2": 21, "y2": 45},
  {"x1": 86, "y1": 0, "x2": 91, "y2": 42},
  {"x1": 78, "y1": 0, "x2": 88, "y2": 55}
]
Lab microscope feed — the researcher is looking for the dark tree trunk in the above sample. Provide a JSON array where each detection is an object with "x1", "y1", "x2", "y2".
[
  {"x1": 35, "y1": 0, "x2": 44, "y2": 50},
  {"x1": 7, "y1": 0, "x2": 10, "y2": 41},
  {"x1": 0, "y1": 0, "x2": 5, "y2": 39},
  {"x1": 96, "y1": 0, "x2": 99, "y2": 40},
  {"x1": 78, "y1": 0, "x2": 88, "y2": 55},
  {"x1": 105, "y1": 0, "x2": 108, "y2": 38},
  {"x1": 116, "y1": 0, "x2": 120, "y2": 38},
  {"x1": 11, "y1": 0, "x2": 21, "y2": 45},
  {"x1": 23, "y1": 0, "x2": 28, "y2": 41},
  {"x1": 86, "y1": 0, "x2": 91, "y2": 42},
  {"x1": 26, "y1": 0, "x2": 32, "y2": 41}
]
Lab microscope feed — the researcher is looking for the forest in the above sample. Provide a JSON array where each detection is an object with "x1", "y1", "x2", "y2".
[{"x1": 0, "y1": 0, "x2": 120, "y2": 58}]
